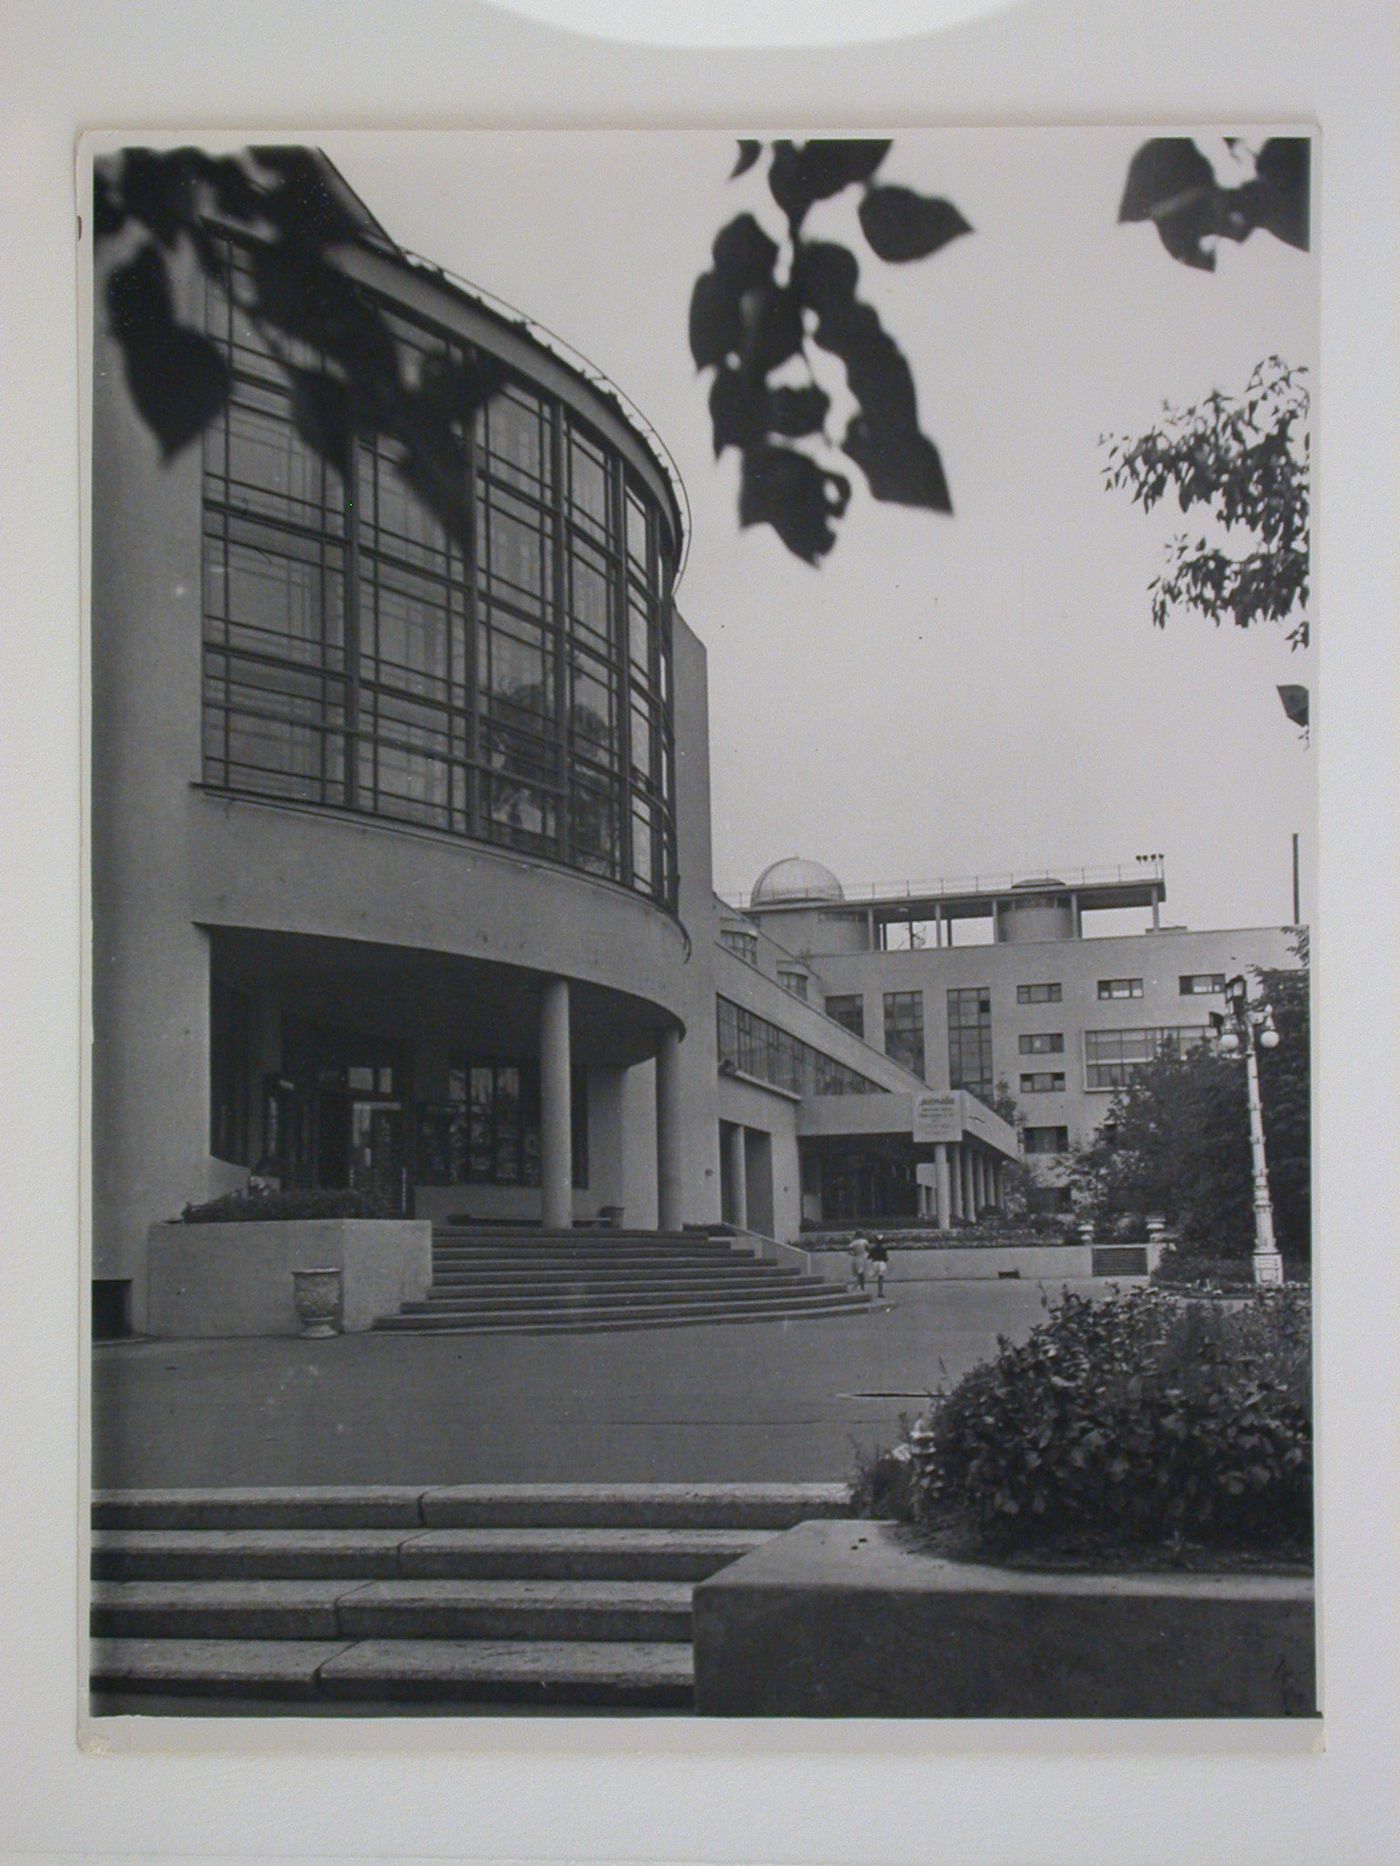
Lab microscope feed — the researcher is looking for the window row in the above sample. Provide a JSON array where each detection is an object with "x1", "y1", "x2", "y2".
[
  {"x1": 416, "y1": 1060, "x2": 588, "y2": 1188},
  {"x1": 1083, "y1": 1025, "x2": 1214, "y2": 1089},
  {"x1": 717, "y1": 998, "x2": 883, "y2": 1098}
]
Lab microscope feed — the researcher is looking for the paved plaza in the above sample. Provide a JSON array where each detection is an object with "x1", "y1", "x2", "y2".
[{"x1": 91, "y1": 1278, "x2": 1115, "y2": 1490}]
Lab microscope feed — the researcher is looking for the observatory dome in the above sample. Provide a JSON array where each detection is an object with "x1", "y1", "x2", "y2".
[{"x1": 750, "y1": 857, "x2": 845, "y2": 906}]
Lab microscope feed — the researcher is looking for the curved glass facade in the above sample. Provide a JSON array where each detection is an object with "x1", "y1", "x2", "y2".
[{"x1": 199, "y1": 247, "x2": 679, "y2": 909}]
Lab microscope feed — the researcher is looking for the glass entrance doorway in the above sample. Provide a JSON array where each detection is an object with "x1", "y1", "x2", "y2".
[{"x1": 271, "y1": 1016, "x2": 412, "y2": 1214}]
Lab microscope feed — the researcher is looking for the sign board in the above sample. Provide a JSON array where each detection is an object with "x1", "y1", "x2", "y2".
[{"x1": 912, "y1": 1091, "x2": 961, "y2": 1144}]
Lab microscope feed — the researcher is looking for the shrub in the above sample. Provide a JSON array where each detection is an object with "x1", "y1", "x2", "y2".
[
  {"x1": 1151, "y1": 1242, "x2": 1257, "y2": 1291},
  {"x1": 177, "y1": 1186, "x2": 396, "y2": 1224},
  {"x1": 912, "y1": 1286, "x2": 1312, "y2": 1556}
]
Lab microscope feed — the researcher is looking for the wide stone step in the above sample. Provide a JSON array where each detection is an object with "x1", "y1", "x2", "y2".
[
  {"x1": 94, "y1": 1481, "x2": 850, "y2": 1534},
  {"x1": 89, "y1": 1637, "x2": 694, "y2": 1710},
  {"x1": 429, "y1": 1250, "x2": 754, "y2": 1270},
  {"x1": 404, "y1": 1281, "x2": 834, "y2": 1315},
  {"x1": 376, "y1": 1295, "x2": 869, "y2": 1333},
  {"x1": 425, "y1": 1270, "x2": 808, "y2": 1294},
  {"x1": 92, "y1": 1525, "x2": 771, "y2": 1584},
  {"x1": 91, "y1": 1578, "x2": 693, "y2": 1643}
]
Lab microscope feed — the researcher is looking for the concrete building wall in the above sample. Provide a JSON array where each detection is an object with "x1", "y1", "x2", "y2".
[{"x1": 808, "y1": 923, "x2": 1300, "y2": 1151}]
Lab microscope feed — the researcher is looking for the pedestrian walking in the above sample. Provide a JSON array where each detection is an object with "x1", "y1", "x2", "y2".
[
  {"x1": 848, "y1": 1232, "x2": 870, "y2": 1292},
  {"x1": 868, "y1": 1235, "x2": 890, "y2": 1297}
]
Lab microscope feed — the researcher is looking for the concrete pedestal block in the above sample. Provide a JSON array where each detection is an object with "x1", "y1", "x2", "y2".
[
  {"x1": 693, "y1": 1519, "x2": 1316, "y2": 1718},
  {"x1": 146, "y1": 1219, "x2": 432, "y2": 1336}
]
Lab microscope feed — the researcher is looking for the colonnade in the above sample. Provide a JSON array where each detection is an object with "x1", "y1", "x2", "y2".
[{"x1": 919, "y1": 1142, "x2": 1006, "y2": 1228}]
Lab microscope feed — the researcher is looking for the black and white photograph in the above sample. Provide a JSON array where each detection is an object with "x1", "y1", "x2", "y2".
[{"x1": 81, "y1": 124, "x2": 1323, "y2": 1724}]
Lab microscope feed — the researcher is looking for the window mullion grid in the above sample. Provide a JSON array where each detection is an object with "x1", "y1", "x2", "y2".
[
  {"x1": 344, "y1": 429, "x2": 365, "y2": 814},
  {"x1": 550, "y1": 400, "x2": 569, "y2": 865},
  {"x1": 460, "y1": 380, "x2": 481, "y2": 840}
]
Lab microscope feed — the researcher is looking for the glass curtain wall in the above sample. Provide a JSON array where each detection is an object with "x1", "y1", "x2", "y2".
[{"x1": 200, "y1": 242, "x2": 678, "y2": 909}]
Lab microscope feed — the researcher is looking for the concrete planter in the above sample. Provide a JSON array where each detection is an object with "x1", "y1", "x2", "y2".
[
  {"x1": 694, "y1": 1519, "x2": 1315, "y2": 1718},
  {"x1": 145, "y1": 1219, "x2": 432, "y2": 1338},
  {"x1": 291, "y1": 1266, "x2": 343, "y2": 1337}
]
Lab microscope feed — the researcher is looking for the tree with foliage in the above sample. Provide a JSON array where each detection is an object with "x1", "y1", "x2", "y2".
[
  {"x1": 1102, "y1": 355, "x2": 1310, "y2": 651},
  {"x1": 95, "y1": 145, "x2": 502, "y2": 553},
  {"x1": 689, "y1": 139, "x2": 970, "y2": 565},
  {"x1": 1072, "y1": 954, "x2": 1310, "y2": 1264}
]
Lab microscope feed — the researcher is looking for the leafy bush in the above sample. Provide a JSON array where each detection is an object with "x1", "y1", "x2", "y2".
[
  {"x1": 1151, "y1": 1243, "x2": 1257, "y2": 1291},
  {"x1": 910, "y1": 1287, "x2": 1312, "y2": 1556},
  {"x1": 178, "y1": 1186, "x2": 395, "y2": 1224}
]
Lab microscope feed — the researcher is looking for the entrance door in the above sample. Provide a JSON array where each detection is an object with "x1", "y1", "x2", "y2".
[{"x1": 348, "y1": 1100, "x2": 407, "y2": 1214}]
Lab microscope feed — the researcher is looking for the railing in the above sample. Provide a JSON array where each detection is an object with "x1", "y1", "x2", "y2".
[{"x1": 720, "y1": 860, "x2": 1165, "y2": 912}]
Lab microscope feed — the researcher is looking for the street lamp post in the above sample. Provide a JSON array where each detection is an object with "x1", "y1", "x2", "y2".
[{"x1": 1217, "y1": 974, "x2": 1284, "y2": 1287}]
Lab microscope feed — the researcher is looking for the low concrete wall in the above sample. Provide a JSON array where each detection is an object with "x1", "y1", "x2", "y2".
[
  {"x1": 694, "y1": 1520, "x2": 1316, "y2": 1718},
  {"x1": 145, "y1": 1219, "x2": 432, "y2": 1337},
  {"x1": 799, "y1": 1241, "x2": 1163, "y2": 1283}
]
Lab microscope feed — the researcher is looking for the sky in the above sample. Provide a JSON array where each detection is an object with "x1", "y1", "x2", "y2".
[{"x1": 320, "y1": 128, "x2": 1317, "y2": 934}]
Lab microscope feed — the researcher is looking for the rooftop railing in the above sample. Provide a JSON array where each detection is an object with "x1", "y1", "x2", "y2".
[{"x1": 722, "y1": 860, "x2": 1166, "y2": 912}]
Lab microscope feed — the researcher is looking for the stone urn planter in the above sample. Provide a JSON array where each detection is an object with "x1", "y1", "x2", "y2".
[{"x1": 291, "y1": 1266, "x2": 343, "y2": 1338}]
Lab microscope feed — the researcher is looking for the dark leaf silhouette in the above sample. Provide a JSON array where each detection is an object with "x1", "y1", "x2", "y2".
[
  {"x1": 843, "y1": 413, "x2": 951, "y2": 511},
  {"x1": 739, "y1": 444, "x2": 850, "y2": 564},
  {"x1": 766, "y1": 384, "x2": 830, "y2": 439},
  {"x1": 1276, "y1": 684, "x2": 1309, "y2": 730},
  {"x1": 731, "y1": 139, "x2": 762, "y2": 179},
  {"x1": 1119, "y1": 136, "x2": 1311, "y2": 270},
  {"x1": 695, "y1": 142, "x2": 966, "y2": 561},
  {"x1": 768, "y1": 138, "x2": 891, "y2": 227},
  {"x1": 710, "y1": 213, "x2": 779, "y2": 292},
  {"x1": 688, "y1": 269, "x2": 742, "y2": 368},
  {"x1": 106, "y1": 242, "x2": 230, "y2": 457},
  {"x1": 94, "y1": 145, "x2": 507, "y2": 548},
  {"x1": 858, "y1": 186, "x2": 972, "y2": 263},
  {"x1": 287, "y1": 366, "x2": 354, "y2": 479}
]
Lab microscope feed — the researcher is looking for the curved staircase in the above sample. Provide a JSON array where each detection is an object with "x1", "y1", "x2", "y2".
[{"x1": 372, "y1": 1227, "x2": 870, "y2": 1336}]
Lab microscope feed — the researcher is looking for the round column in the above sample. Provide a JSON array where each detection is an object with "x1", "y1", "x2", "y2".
[
  {"x1": 724, "y1": 1120, "x2": 748, "y2": 1230},
  {"x1": 934, "y1": 1143, "x2": 951, "y2": 1229},
  {"x1": 961, "y1": 1144, "x2": 976, "y2": 1220},
  {"x1": 539, "y1": 976, "x2": 573, "y2": 1231},
  {"x1": 656, "y1": 1024, "x2": 683, "y2": 1233}
]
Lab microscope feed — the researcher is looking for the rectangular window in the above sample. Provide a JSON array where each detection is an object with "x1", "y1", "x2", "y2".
[
  {"x1": 432, "y1": 1058, "x2": 588, "y2": 1188},
  {"x1": 1018, "y1": 1032, "x2": 1065, "y2": 1055},
  {"x1": 1020, "y1": 1072, "x2": 1066, "y2": 1094},
  {"x1": 947, "y1": 986, "x2": 993, "y2": 1102},
  {"x1": 1179, "y1": 973, "x2": 1226, "y2": 995},
  {"x1": 1083, "y1": 1025, "x2": 1214, "y2": 1089},
  {"x1": 778, "y1": 970, "x2": 809, "y2": 1001},
  {"x1": 883, "y1": 991, "x2": 926, "y2": 1079},
  {"x1": 720, "y1": 928, "x2": 758, "y2": 965},
  {"x1": 210, "y1": 978, "x2": 251, "y2": 1165},
  {"x1": 1097, "y1": 978, "x2": 1144, "y2": 999},
  {"x1": 1016, "y1": 982, "x2": 1062, "y2": 1004},
  {"x1": 825, "y1": 994, "x2": 864, "y2": 1040},
  {"x1": 1022, "y1": 1125, "x2": 1070, "y2": 1154}
]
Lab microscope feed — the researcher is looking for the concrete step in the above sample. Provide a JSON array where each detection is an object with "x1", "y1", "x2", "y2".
[
  {"x1": 92, "y1": 1525, "x2": 771, "y2": 1584},
  {"x1": 91, "y1": 1578, "x2": 694, "y2": 1643},
  {"x1": 90, "y1": 1637, "x2": 693, "y2": 1709},
  {"x1": 380, "y1": 1291, "x2": 870, "y2": 1330},
  {"x1": 372, "y1": 1301, "x2": 873, "y2": 1337},
  {"x1": 424, "y1": 1272, "x2": 811, "y2": 1296},
  {"x1": 402, "y1": 1282, "x2": 838, "y2": 1316},
  {"x1": 93, "y1": 1481, "x2": 850, "y2": 1533},
  {"x1": 431, "y1": 1228, "x2": 717, "y2": 1245},
  {"x1": 428, "y1": 1249, "x2": 755, "y2": 1270}
]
